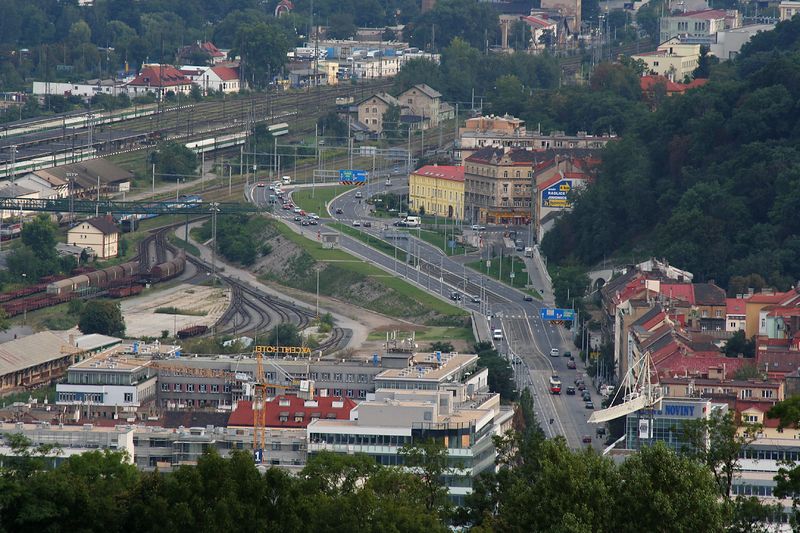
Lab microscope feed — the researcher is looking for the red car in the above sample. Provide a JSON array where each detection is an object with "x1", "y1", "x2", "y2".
[
  {"x1": 567, "y1": 360, "x2": 576, "y2": 369},
  {"x1": 282, "y1": 204, "x2": 291, "y2": 210},
  {"x1": 299, "y1": 210, "x2": 306, "y2": 216}
]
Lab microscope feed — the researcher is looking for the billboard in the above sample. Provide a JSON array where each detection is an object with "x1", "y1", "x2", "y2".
[
  {"x1": 540, "y1": 308, "x2": 576, "y2": 321},
  {"x1": 541, "y1": 179, "x2": 573, "y2": 209},
  {"x1": 339, "y1": 169, "x2": 367, "y2": 185}
]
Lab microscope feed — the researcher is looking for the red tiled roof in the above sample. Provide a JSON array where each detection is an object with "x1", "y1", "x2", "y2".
[
  {"x1": 521, "y1": 15, "x2": 555, "y2": 28},
  {"x1": 674, "y1": 9, "x2": 727, "y2": 19},
  {"x1": 746, "y1": 291, "x2": 800, "y2": 305},
  {"x1": 129, "y1": 65, "x2": 191, "y2": 88},
  {"x1": 228, "y1": 396, "x2": 356, "y2": 428},
  {"x1": 640, "y1": 75, "x2": 708, "y2": 94},
  {"x1": 211, "y1": 65, "x2": 239, "y2": 81},
  {"x1": 660, "y1": 283, "x2": 695, "y2": 305},
  {"x1": 727, "y1": 298, "x2": 746, "y2": 316},
  {"x1": 413, "y1": 165, "x2": 464, "y2": 182},
  {"x1": 200, "y1": 42, "x2": 226, "y2": 58}
]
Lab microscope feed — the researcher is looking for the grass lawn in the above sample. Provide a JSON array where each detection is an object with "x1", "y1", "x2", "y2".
[
  {"x1": 367, "y1": 326, "x2": 475, "y2": 343},
  {"x1": 272, "y1": 221, "x2": 465, "y2": 317},
  {"x1": 1, "y1": 384, "x2": 56, "y2": 404},
  {"x1": 291, "y1": 185, "x2": 354, "y2": 215},
  {"x1": 415, "y1": 228, "x2": 474, "y2": 256},
  {"x1": 467, "y1": 255, "x2": 541, "y2": 297},
  {"x1": 11, "y1": 302, "x2": 78, "y2": 331},
  {"x1": 168, "y1": 233, "x2": 200, "y2": 256},
  {"x1": 328, "y1": 222, "x2": 408, "y2": 262}
]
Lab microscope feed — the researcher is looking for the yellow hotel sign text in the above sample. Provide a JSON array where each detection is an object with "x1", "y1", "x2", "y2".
[{"x1": 254, "y1": 345, "x2": 312, "y2": 354}]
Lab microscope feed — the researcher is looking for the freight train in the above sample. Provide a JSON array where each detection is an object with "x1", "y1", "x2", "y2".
[{"x1": 45, "y1": 254, "x2": 186, "y2": 296}]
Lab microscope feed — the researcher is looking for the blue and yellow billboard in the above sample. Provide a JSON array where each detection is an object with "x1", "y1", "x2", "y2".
[{"x1": 541, "y1": 179, "x2": 573, "y2": 208}]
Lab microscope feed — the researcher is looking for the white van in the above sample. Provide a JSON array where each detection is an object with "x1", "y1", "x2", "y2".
[
  {"x1": 492, "y1": 329, "x2": 503, "y2": 341},
  {"x1": 404, "y1": 216, "x2": 420, "y2": 228}
]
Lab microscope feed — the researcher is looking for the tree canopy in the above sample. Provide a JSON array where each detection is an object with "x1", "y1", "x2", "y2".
[
  {"x1": 78, "y1": 300, "x2": 126, "y2": 337},
  {"x1": 541, "y1": 17, "x2": 800, "y2": 290}
]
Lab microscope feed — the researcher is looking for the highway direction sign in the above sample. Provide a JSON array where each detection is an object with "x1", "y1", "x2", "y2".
[
  {"x1": 540, "y1": 308, "x2": 575, "y2": 321},
  {"x1": 338, "y1": 169, "x2": 367, "y2": 185}
]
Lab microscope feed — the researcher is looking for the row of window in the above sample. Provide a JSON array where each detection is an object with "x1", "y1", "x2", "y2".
[
  {"x1": 311, "y1": 372, "x2": 372, "y2": 383},
  {"x1": 466, "y1": 165, "x2": 534, "y2": 179},
  {"x1": 310, "y1": 432, "x2": 412, "y2": 446},
  {"x1": 161, "y1": 383, "x2": 228, "y2": 394},
  {"x1": 740, "y1": 448, "x2": 800, "y2": 462},
  {"x1": 731, "y1": 484, "x2": 774, "y2": 497}
]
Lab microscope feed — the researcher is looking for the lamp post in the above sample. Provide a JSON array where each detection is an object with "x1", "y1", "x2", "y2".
[
  {"x1": 65, "y1": 171, "x2": 77, "y2": 225},
  {"x1": 209, "y1": 202, "x2": 220, "y2": 284}
]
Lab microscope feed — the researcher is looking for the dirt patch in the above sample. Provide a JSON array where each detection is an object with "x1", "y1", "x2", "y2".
[{"x1": 121, "y1": 284, "x2": 230, "y2": 337}]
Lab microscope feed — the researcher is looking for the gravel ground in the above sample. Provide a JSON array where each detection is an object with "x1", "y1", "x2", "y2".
[{"x1": 121, "y1": 284, "x2": 230, "y2": 337}]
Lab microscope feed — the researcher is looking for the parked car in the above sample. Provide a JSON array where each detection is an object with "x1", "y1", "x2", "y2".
[{"x1": 582, "y1": 435, "x2": 592, "y2": 444}]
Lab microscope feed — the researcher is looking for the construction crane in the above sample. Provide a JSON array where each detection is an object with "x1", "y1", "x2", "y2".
[{"x1": 252, "y1": 350, "x2": 301, "y2": 463}]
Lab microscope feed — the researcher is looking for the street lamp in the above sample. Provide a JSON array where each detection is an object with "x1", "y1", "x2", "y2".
[
  {"x1": 209, "y1": 202, "x2": 220, "y2": 283},
  {"x1": 65, "y1": 171, "x2": 77, "y2": 225}
]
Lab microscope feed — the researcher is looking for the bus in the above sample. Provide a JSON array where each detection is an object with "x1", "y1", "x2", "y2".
[{"x1": 549, "y1": 376, "x2": 562, "y2": 395}]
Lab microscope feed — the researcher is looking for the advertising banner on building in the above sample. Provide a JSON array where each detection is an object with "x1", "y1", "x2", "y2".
[
  {"x1": 541, "y1": 179, "x2": 573, "y2": 208},
  {"x1": 638, "y1": 419, "x2": 651, "y2": 439}
]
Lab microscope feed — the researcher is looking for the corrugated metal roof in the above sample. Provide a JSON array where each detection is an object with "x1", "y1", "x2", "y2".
[{"x1": 0, "y1": 331, "x2": 81, "y2": 377}]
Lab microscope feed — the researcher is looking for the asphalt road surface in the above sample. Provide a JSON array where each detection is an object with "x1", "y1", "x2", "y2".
[{"x1": 251, "y1": 180, "x2": 602, "y2": 449}]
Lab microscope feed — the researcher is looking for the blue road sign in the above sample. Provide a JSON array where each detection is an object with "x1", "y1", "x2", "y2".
[
  {"x1": 540, "y1": 308, "x2": 576, "y2": 321},
  {"x1": 338, "y1": 169, "x2": 367, "y2": 185},
  {"x1": 253, "y1": 448, "x2": 264, "y2": 464}
]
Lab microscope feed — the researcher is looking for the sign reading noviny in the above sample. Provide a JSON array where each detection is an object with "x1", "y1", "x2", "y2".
[{"x1": 254, "y1": 346, "x2": 312, "y2": 354}]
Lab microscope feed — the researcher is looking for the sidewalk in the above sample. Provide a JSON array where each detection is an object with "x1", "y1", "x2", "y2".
[{"x1": 176, "y1": 221, "x2": 371, "y2": 352}]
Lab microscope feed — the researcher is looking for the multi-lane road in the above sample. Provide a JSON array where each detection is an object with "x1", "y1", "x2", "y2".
[{"x1": 250, "y1": 180, "x2": 602, "y2": 449}]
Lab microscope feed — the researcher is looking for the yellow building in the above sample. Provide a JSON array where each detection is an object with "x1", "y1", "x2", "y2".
[
  {"x1": 409, "y1": 165, "x2": 465, "y2": 219},
  {"x1": 67, "y1": 215, "x2": 120, "y2": 259}
]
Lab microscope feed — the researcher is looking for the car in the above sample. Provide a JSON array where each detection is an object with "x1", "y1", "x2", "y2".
[
  {"x1": 335, "y1": 208, "x2": 343, "y2": 214},
  {"x1": 523, "y1": 295, "x2": 533, "y2": 302},
  {"x1": 385, "y1": 178, "x2": 392, "y2": 186},
  {"x1": 596, "y1": 427, "x2": 607, "y2": 437},
  {"x1": 550, "y1": 348, "x2": 559, "y2": 357},
  {"x1": 566, "y1": 386, "x2": 576, "y2": 395},
  {"x1": 574, "y1": 378, "x2": 584, "y2": 386},
  {"x1": 582, "y1": 392, "x2": 591, "y2": 401},
  {"x1": 577, "y1": 383, "x2": 587, "y2": 391},
  {"x1": 585, "y1": 401, "x2": 595, "y2": 409},
  {"x1": 293, "y1": 207, "x2": 302, "y2": 213},
  {"x1": 492, "y1": 329, "x2": 503, "y2": 341},
  {"x1": 355, "y1": 191, "x2": 363, "y2": 199},
  {"x1": 299, "y1": 210, "x2": 307, "y2": 216},
  {"x1": 309, "y1": 219, "x2": 318, "y2": 225},
  {"x1": 352, "y1": 220, "x2": 361, "y2": 227},
  {"x1": 564, "y1": 351, "x2": 572, "y2": 358},
  {"x1": 450, "y1": 292, "x2": 462, "y2": 301},
  {"x1": 582, "y1": 435, "x2": 592, "y2": 444},
  {"x1": 301, "y1": 220, "x2": 310, "y2": 226},
  {"x1": 256, "y1": 182, "x2": 265, "y2": 188},
  {"x1": 516, "y1": 244, "x2": 524, "y2": 252},
  {"x1": 282, "y1": 204, "x2": 291, "y2": 210},
  {"x1": 567, "y1": 360, "x2": 577, "y2": 369},
  {"x1": 363, "y1": 221, "x2": 372, "y2": 227},
  {"x1": 470, "y1": 295, "x2": 481, "y2": 303},
  {"x1": 293, "y1": 215, "x2": 302, "y2": 222},
  {"x1": 309, "y1": 213, "x2": 320, "y2": 220},
  {"x1": 287, "y1": 203, "x2": 295, "y2": 209},
  {"x1": 471, "y1": 224, "x2": 486, "y2": 231}
]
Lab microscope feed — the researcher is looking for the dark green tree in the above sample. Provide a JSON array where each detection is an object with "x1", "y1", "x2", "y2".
[
  {"x1": 399, "y1": 438, "x2": 453, "y2": 518},
  {"x1": 150, "y1": 141, "x2": 197, "y2": 180},
  {"x1": 392, "y1": 58, "x2": 443, "y2": 94},
  {"x1": 78, "y1": 300, "x2": 126, "y2": 336},
  {"x1": 429, "y1": 341, "x2": 454, "y2": 352},
  {"x1": 723, "y1": 330, "x2": 756, "y2": 358},
  {"x1": 327, "y1": 13, "x2": 358, "y2": 39},
  {"x1": 264, "y1": 323, "x2": 302, "y2": 347},
  {"x1": 233, "y1": 21, "x2": 291, "y2": 89}
]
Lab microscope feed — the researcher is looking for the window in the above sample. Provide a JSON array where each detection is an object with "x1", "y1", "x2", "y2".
[
  {"x1": 161, "y1": 383, "x2": 169, "y2": 392},
  {"x1": 741, "y1": 389, "x2": 753, "y2": 399},
  {"x1": 715, "y1": 310, "x2": 722, "y2": 318},
  {"x1": 346, "y1": 373, "x2": 355, "y2": 382},
  {"x1": 186, "y1": 384, "x2": 194, "y2": 393},
  {"x1": 321, "y1": 372, "x2": 331, "y2": 380},
  {"x1": 346, "y1": 389, "x2": 354, "y2": 398},
  {"x1": 124, "y1": 393, "x2": 133, "y2": 402},
  {"x1": 224, "y1": 384, "x2": 231, "y2": 393},
  {"x1": 199, "y1": 384, "x2": 207, "y2": 393},
  {"x1": 762, "y1": 389, "x2": 774, "y2": 399},
  {"x1": 334, "y1": 373, "x2": 343, "y2": 381},
  {"x1": 311, "y1": 372, "x2": 319, "y2": 380},
  {"x1": 173, "y1": 383, "x2": 182, "y2": 392},
  {"x1": 211, "y1": 384, "x2": 219, "y2": 393},
  {"x1": 334, "y1": 389, "x2": 342, "y2": 396},
  {"x1": 358, "y1": 374, "x2": 367, "y2": 383}
]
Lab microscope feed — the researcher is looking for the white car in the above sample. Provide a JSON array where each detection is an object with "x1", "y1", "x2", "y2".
[
  {"x1": 308, "y1": 213, "x2": 320, "y2": 220},
  {"x1": 492, "y1": 329, "x2": 503, "y2": 341},
  {"x1": 293, "y1": 207, "x2": 302, "y2": 213},
  {"x1": 471, "y1": 224, "x2": 486, "y2": 231},
  {"x1": 352, "y1": 220, "x2": 361, "y2": 227},
  {"x1": 550, "y1": 348, "x2": 560, "y2": 357}
]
